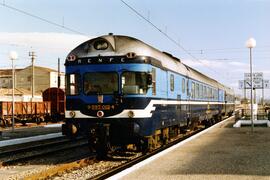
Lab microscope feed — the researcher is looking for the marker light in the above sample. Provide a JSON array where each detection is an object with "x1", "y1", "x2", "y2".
[
  {"x1": 126, "y1": 52, "x2": 136, "y2": 58},
  {"x1": 67, "y1": 54, "x2": 76, "y2": 61},
  {"x1": 69, "y1": 111, "x2": 76, "y2": 118},
  {"x1": 128, "y1": 111, "x2": 135, "y2": 118}
]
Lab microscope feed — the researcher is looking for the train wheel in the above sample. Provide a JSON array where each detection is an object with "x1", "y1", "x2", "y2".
[
  {"x1": 136, "y1": 138, "x2": 148, "y2": 153},
  {"x1": 204, "y1": 119, "x2": 211, "y2": 128},
  {"x1": 95, "y1": 125, "x2": 109, "y2": 159},
  {"x1": 161, "y1": 128, "x2": 169, "y2": 145}
]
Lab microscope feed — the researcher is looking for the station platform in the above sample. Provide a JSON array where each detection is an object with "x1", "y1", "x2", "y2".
[
  {"x1": 0, "y1": 123, "x2": 62, "y2": 143},
  {"x1": 114, "y1": 117, "x2": 270, "y2": 180}
]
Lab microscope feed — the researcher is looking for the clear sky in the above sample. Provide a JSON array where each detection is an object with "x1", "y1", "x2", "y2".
[{"x1": 0, "y1": 0, "x2": 269, "y2": 98}]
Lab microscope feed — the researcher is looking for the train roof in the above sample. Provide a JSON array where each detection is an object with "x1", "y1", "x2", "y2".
[{"x1": 67, "y1": 34, "x2": 230, "y2": 90}]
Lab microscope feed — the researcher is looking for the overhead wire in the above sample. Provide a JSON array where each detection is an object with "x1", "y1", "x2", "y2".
[
  {"x1": 119, "y1": 0, "x2": 231, "y2": 82},
  {"x1": 0, "y1": 2, "x2": 88, "y2": 36},
  {"x1": 0, "y1": 1, "x2": 263, "y2": 85}
]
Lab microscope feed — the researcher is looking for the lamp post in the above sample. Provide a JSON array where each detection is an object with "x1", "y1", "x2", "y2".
[
  {"x1": 246, "y1": 38, "x2": 256, "y2": 132},
  {"x1": 9, "y1": 51, "x2": 18, "y2": 132}
]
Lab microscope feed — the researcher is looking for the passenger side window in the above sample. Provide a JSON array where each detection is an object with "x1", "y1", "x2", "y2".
[
  {"x1": 203, "y1": 86, "x2": 206, "y2": 99},
  {"x1": 195, "y1": 83, "x2": 199, "y2": 98},
  {"x1": 187, "y1": 80, "x2": 189, "y2": 96},
  {"x1": 207, "y1": 87, "x2": 210, "y2": 99},
  {"x1": 182, "y1": 78, "x2": 186, "y2": 94},
  {"x1": 191, "y1": 82, "x2": 195, "y2": 98},
  {"x1": 170, "y1": 74, "x2": 174, "y2": 91},
  {"x1": 199, "y1": 84, "x2": 203, "y2": 99}
]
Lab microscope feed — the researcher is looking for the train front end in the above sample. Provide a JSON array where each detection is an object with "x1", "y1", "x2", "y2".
[{"x1": 62, "y1": 35, "x2": 154, "y2": 155}]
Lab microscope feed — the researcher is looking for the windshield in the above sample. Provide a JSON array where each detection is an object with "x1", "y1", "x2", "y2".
[
  {"x1": 84, "y1": 72, "x2": 118, "y2": 95},
  {"x1": 122, "y1": 72, "x2": 148, "y2": 94}
]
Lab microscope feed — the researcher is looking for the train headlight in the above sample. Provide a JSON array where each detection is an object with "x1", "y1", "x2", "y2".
[
  {"x1": 128, "y1": 111, "x2": 135, "y2": 118},
  {"x1": 69, "y1": 111, "x2": 76, "y2": 118},
  {"x1": 97, "y1": 110, "x2": 104, "y2": 118}
]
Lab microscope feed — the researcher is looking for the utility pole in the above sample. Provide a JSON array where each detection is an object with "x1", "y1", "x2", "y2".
[
  {"x1": 29, "y1": 51, "x2": 36, "y2": 99},
  {"x1": 244, "y1": 80, "x2": 246, "y2": 101},
  {"x1": 57, "y1": 58, "x2": 60, "y2": 114},
  {"x1": 262, "y1": 79, "x2": 264, "y2": 106},
  {"x1": 58, "y1": 58, "x2": 60, "y2": 88}
]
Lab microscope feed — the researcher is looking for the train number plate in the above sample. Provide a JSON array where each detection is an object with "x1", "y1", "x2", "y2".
[{"x1": 87, "y1": 105, "x2": 115, "y2": 111}]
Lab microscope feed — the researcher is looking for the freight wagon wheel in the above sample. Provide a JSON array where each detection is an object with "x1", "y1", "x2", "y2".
[
  {"x1": 4, "y1": 118, "x2": 12, "y2": 127},
  {"x1": 0, "y1": 119, "x2": 6, "y2": 127},
  {"x1": 34, "y1": 117, "x2": 41, "y2": 125},
  {"x1": 21, "y1": 120, "x2": 27, "y2": 126}
]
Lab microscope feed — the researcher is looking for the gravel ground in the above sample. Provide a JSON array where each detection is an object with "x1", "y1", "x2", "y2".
[
  {"x1": 50, "y1": 152, "x2": 141, "y2": 180},
  {"x1": 0, "y1": 146, "x2": 140, "y2": 180},
  {"x1": 0, "y1": 145, "x2": 90, "y2": 180},
  {"x1": 122, "y1": 119, "x2": 270, "y2": 180}
]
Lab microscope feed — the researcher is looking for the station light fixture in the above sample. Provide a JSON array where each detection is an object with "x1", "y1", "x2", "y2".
[
  {"x1": 9, "y1": 51, "x2": 18, "y2": 132},
  {"x1": 246, "y1": 37, "x2": 256, "y2": 133}
]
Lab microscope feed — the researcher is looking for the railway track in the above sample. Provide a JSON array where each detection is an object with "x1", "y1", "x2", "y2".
[
  {"x1": 90, "y1": 127, "x2": 204, "y2": 180},
  {"x1": 0, "y1": 136, "x2": 89, "y2": 166},
  {"x1": 39, "y1": 123, "x2": 215, "y2": 179}
]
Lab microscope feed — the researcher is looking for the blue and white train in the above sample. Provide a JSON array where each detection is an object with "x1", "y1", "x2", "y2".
[{"x1": 62, "y1": 34, "x2": 235, "y2": 156}]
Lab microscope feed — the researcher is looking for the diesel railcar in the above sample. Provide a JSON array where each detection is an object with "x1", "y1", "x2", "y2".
[{"x1": 62, "y1": 34, "x2": 235, "y2": 157}]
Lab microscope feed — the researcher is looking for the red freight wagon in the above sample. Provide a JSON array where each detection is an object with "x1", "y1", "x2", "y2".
[
  {"x1": 42, "y1": 87, "x2": 65, "y2": 121},
  {"x1": 0, "y1": 101, "x2": 51, "y2": 126}
]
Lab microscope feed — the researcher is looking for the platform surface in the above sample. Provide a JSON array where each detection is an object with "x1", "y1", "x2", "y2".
[
  {"x1": 0, "y1": 124, "x2": 62, "y2": 142},
  {"x1": 121, "y1": 118, "x2": 270, "y2": 180}
]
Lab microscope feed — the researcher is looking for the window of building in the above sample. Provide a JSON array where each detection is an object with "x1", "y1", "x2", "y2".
[{"x1": 27, "y1": 76, "x2": 31, "y2": 82}]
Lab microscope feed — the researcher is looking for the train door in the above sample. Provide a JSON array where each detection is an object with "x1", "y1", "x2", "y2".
[
  {"x1": 159, "y1": 70, "x2": 168, "y2": 127},
  {"x1": 186, "y1": 78, "x2": 191, "y2": 123}
]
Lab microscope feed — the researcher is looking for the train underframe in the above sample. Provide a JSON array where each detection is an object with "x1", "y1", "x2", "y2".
[{"x1": 63, "y1": 104, "x2": 234, "y2": 158}]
